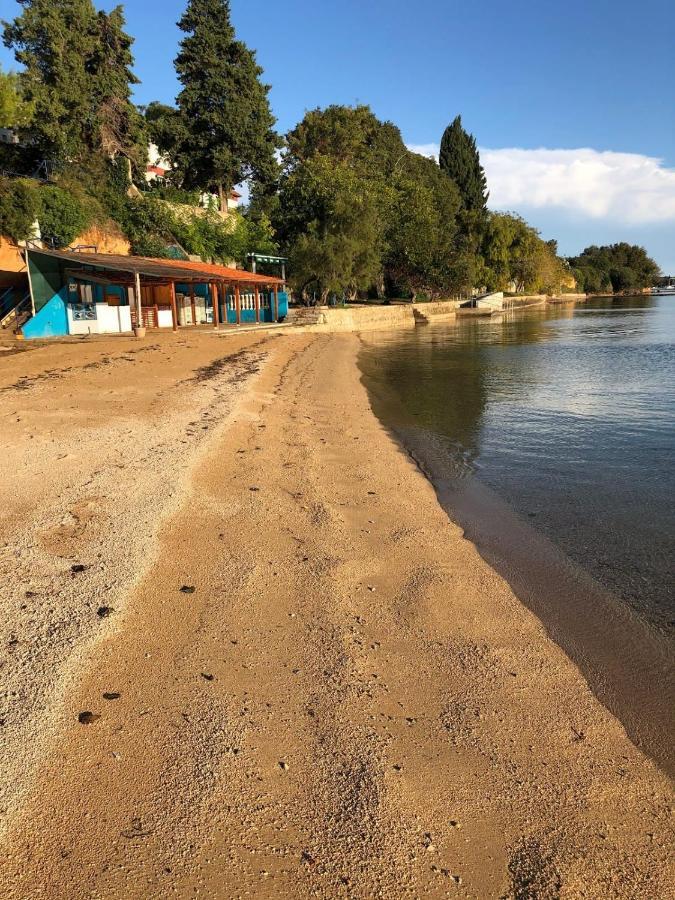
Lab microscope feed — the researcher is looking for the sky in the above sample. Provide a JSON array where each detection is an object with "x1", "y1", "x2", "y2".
[{"x1": 1, "y1": 0, "x2": 674, "y2": 271}]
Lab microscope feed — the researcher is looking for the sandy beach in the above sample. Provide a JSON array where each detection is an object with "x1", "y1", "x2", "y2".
[{"x1": 0, "y1": 330, "x2": 673, "y2": 899}]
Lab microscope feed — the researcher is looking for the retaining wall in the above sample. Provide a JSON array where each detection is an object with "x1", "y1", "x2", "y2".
[{"x1": 297, "y1": 299, "x2": 461, "y2": 332}]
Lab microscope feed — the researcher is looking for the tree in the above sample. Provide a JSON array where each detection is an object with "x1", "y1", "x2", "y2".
[
  {"x1": 277, "y1": 104, "x2": 471, "y2": 301},
  {"x1": 143, "y1": 101, "x2": 184, "y2": 162},
  {"x1": 439, "y1": 115, "x2": 488, "y2": 216},
  {"x1": 568, "y1": 243, "x2": 660, "y2": 292},
  {"x1": 173, "y1": 0, "x2": 279, "y2": 210},
  {"x1": 385, "y1": 156, "x2": 465, "y2": 298},
  {"x1": 2, "y1": 0, "x2": 143, "y2": 163},
  {"x1": 90, "y1": 6, "x2": 146, "y2": 166},
  {"x1": 0, "y1": 66, "x2": 34, "y2": 129},
  {"x1": 283, "y1": 157, "x2": 382, "y2": 302},
  {"x1": 480, "y1": 212, "x2": 568, "y2": 293},
  {"x1": 3, "y1": 0, "x2": 97, "y2": 160},
  {"x1": 0, "y1": 176, "x2": 39, "y2": 241}
]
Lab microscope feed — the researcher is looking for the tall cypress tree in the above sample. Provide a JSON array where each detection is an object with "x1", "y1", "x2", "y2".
[
  {"x1": 174, "y1": 0, "x2": 279, "y2": 210},
  {"x1": 439, "y1": 116, "x2": 488, "y2": 215},
  {"x1": 2, "y1": 0, "x2": 143, "y2": 164}
]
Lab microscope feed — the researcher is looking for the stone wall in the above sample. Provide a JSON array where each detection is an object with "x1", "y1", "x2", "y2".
[{"x1": 294, "y1": 299, "x2": 461, "y2": 332}]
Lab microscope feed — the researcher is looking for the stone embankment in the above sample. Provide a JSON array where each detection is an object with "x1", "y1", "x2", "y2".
[{"x1": 290, "y1": 299, "x2": 461, "y2": 332}]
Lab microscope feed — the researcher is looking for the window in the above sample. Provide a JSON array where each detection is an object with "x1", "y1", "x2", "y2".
[{"x1": 70, "y1": 282, "x2": 97, "y2": 320}]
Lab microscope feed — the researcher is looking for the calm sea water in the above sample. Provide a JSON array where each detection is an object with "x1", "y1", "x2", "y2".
[{"x1": 359, "y1": 296, "x2": 675, "y2": 635}]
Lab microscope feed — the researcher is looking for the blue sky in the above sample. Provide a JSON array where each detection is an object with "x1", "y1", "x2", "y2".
[{"x1": 2, "y1": 0, "x2": 674, "y2": 271}]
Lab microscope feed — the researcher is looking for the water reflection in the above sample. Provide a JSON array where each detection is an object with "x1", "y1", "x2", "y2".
[{"x1": 359, "y1": 296, "x2": 675, "y2": 632}]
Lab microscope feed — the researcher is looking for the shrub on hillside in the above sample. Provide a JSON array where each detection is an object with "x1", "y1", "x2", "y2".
[
  {"x1": 0, "y1": 176, "x2": 39, "y2": 242},
  {"x1": 37, "y1": 185, "x2": 91, "y2": 248}
]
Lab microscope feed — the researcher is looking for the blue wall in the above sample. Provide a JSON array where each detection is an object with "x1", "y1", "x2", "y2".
[{"x1": 22, "y1": 290, "x2": 68, "y2": 339}]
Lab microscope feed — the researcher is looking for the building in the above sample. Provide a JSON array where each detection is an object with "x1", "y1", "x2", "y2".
[
  {"x1": 145, "y1": 143, "x2": 241, "y2": 211},
  {"x1": 17, "y1": 248, "x2": 288, "y2": 340}
]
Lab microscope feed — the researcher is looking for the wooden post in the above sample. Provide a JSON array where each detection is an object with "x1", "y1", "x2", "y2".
[
  {"x1": 235, "y1": 284, "x2": 241, "y2": 325},
  {"x1": 220, "y1": 283, "x2": 226, "y2": 325},
  {"x1": 211, "y1": 282, "x2": 219, "y2": 328},
  {"x1": 273, "y1": 285, "x2": 279, "y2": 322},
  {"x1": 169, "y1": 281, "x2": 178, "y2": 332},
  {"x1": 189, "y1": 284, "x2": 196, "y2": 326},
  {"x1": 254, "y1": 284, "x2": 260, "y2": 324},
  {"x1": 134, "y1": 271, "x2": 144, "y2": 336}
]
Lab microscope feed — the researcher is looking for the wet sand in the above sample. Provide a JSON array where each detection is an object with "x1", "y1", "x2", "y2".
[
  {"x1": 370, "y1": 424, "x2": 675, "y2": 777},
  {"x1": 0, "y1": 331, "x2": 673, "y2": 898}
]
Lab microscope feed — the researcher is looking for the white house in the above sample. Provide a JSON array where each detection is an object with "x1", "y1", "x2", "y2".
[{"x1": 145, "y1": 143, "x2": 241, "y2": 212}]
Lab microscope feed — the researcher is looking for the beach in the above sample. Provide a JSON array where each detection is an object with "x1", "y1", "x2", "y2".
[{"x1": 0, "y1": 330, "x2": 673, "y2": 899}]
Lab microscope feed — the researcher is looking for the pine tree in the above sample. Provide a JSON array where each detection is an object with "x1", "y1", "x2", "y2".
[
  {"x1": 2, "y1": 0, "x2": 143, "y2": 164},
  {"x1": 439, "y1": 116, "x2": 488, "y2": 215},
  {"x1": 174, "y1": 0, "x2": 278, "y2": 210}
]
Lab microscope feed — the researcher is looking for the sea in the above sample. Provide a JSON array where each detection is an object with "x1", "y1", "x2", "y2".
[{"x1": 359, "y1": 295, "x2": 675, "y2": 770}]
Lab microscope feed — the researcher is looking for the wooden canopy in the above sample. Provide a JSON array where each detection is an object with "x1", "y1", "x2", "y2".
[
  {"x1": 27, "y1": 247, "x2": 286, "y2": 331},
  {"x1": 31, "y1": 248, "x2": 284, "y2": 287}
]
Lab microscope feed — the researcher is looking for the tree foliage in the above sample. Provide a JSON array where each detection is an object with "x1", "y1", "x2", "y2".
[
  {"x1": 385, "y1": 157, "x2": 465, "y2": 298},
  {"x1": 283, "y1": 157, "x2": 382, "y2": 301},
  {"x1": 143, "y1": 101, "x2": 185, "y2": 164},
  {"x1": 2, "y1": 0, "x2": 144, "y2": 164},
  {"x1": 172, "y1": 0, "x2": 278, "y2": 205},
  {"x1": 479, "y1": 213, "x2": 569, "y2": 293},
  {"x1": 37, "y1": 185, "x2": 91, "y2": 246},
  {"x1": 0, "y1": 66, "x2": 34, "y2": 129},
  {"x1": 0, "y1": 176, "x2": 39, "y2": 241},
  {"x1": 0, "y1": 176, "x2": 94, "y2": 246},
  {"x1": 439, "y1": 115, "x2": 488, "y2": 216},
  {"x1": 277, "y1": 104, "x2": 469, "y2": 301},
  {"x1": 568, "y1": 243, "x2": 660, "y2": 293}
]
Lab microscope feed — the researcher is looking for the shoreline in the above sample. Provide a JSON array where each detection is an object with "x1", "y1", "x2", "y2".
[
  {"x1": 356, "y1": 323, "x2": 674, "y2": 776},
  {"x1": 366, "y1": 422, "x2": 675, "y2": 775},
  {"x1": 1, "y1": 332, "x2": 673, "y2": 897}
]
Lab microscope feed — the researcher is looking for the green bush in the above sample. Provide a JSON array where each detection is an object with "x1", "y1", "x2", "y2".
[
  {"x1": 37, "y1": 185, "x2": 91, "y2": 247},
  {"x1": 0, "y1": 176, "x2": 39, "y2": 242},
  {"x1": 144, "y1": 183, "x2": 202, "y2": 206},
  {"x1": 112, "y1": 193, "x2": 277, "y2": 264}
]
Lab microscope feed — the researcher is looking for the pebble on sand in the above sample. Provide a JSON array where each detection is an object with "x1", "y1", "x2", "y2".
[
  {"x1": 103, "y1": 692, "x2": 121, "y2": 701},
  {"x1": 179, "y1": 585, "x2": 196, "y2": 594},
  {"x1": 78, "y1": 711, "x2": 100, "y2": 725},
  {"x1": 96, "y1": 606, "x2": 114, "y2": 618}
]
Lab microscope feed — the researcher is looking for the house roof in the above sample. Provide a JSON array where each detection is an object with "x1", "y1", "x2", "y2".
[{"x1": 28, "y1": 248, "x2": 284, "y2": 286}]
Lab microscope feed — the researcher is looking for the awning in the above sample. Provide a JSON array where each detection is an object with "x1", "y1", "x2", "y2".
[{"x1": 27, "y1": 248, "x2": 284, "y2": 286}]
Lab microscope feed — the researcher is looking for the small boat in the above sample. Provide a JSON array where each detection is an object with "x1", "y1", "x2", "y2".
[{"x1": 651, "y1": 283, "x2": 675, "y2": 295}]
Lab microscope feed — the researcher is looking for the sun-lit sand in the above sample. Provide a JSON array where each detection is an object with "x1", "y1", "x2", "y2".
[{"x1": 0, "y1": 331, "x2": 672, "y2": 898}]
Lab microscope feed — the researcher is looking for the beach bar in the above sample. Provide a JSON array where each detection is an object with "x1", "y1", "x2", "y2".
[{"x1": 21, "y1": 248, "x2": 288, "y2": 339}]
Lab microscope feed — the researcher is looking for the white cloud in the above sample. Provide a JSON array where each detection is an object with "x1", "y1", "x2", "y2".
[{"x1": 406, "y1": 144, "x2": 675, "y2": 226}]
